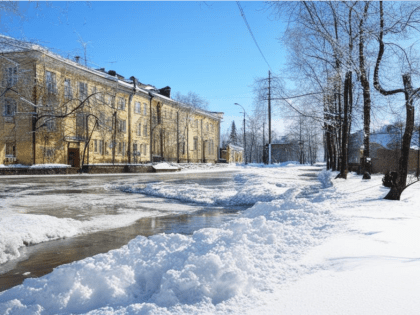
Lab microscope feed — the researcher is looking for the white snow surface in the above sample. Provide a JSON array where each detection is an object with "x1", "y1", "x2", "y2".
[
  {"x1": 152, "y1": 163, "x2": 179, "y2": 170},
  {"x1": 2, "y1": 164, "x2": 420, "y2": 314},
  {"x1": 0, "y1": 164, "x2": 70, "y2": 168}
]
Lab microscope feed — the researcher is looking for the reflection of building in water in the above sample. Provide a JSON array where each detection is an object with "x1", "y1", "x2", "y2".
[{"x1": 0, "y1": 36, "x2": 223, "y2": 166}]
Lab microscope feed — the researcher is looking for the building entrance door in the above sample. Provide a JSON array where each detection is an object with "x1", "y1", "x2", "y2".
[{"x1": 68, "y1": 148, "x2": 80, "y2": 168}]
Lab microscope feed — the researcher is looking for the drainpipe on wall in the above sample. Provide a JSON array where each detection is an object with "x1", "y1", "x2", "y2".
[
  {"x1": 32, "y1": 63, "x2": 37, "y2": 165},
  {"x1": 177, "y1": 111, "x2": 179, "y2": 163},
  {"x1": 149, "y1": 92, "x2": 154, "y2": 163},
  {"x1": 127, "y1": 77, "x2": 137, "y2": 164},
  {"x1": 217, "y1": 120, "x2": 221, "y2": 162}
]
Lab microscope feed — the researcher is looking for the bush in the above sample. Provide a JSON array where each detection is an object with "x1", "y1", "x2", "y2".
[{"x1": 382, "y1": 171, "x2": 397, "y2": 187}]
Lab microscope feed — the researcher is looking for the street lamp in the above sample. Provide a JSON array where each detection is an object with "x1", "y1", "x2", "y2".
[{"x1": 234, "y1": 103, "x2": 247, "y2": 164}]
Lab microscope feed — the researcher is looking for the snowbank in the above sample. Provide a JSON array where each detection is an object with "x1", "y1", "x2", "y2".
[
  {"x1": 112, "y1": 166, "x2": 313, "y2": 206},
  {"x1": 0, "y1": 188, "x2": 337, "y2": 314},
  {"x1": 0, "y1": 164, "x2": 70, "y2": 169},
  {"x1": 153, "y1": 163, "x2": 179, "y2": 170},
  {"x1": 0, "y1": 211, "x2": 161, "y2": 265}
]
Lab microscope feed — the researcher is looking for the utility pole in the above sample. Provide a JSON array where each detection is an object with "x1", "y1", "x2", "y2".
[
  {"x1": 262, "y1": 121, "x2": 265, "y2": 163},
  {"x1": 234, "y1": 103, "x2": 247, "y2": 164},
  {"x1": 268, "y1": 70, "x2": 272, "y2": 164},
  {"x1": 268, "y1": 70, "x2": 271, "y2": 144}
]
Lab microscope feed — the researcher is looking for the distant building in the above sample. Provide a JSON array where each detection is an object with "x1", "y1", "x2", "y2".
[
  {"x1": 349, "y1": 126, "x2": 419, "y2": 173},
  {"x1": 220, "y1": 144, "x2": 243, "y2": 163},
  {"x1": 269, "y1": 136, "x2": 299, "y2": 163}
]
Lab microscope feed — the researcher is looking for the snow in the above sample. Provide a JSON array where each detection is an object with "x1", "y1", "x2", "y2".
[
  {"x1": 2, "y1": 163, "x2": 420, "y2": 314},
  {"x1": 152, "y1": 163, "x2": 179, "y2": 170},
  {"x1": 0, "y1": 164, "x2": 70, "y2": 169},
  {"x1": 0, "y1": 210, "x2": 162, "y2": 265}
]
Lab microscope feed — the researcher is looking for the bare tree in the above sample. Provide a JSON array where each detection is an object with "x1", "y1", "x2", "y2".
[{"x1": 373, "y1": 1, "x2": 420, "y2": 200}]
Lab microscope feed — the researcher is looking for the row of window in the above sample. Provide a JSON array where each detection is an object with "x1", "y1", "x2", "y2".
[
  {"x1": 93, "y1": 140, "x2": 148, "y2": 156},
  {"x1": 191, "y1": 119, "x2": 214, "y2": 132},
  {"x1": 192, "y1": 137, "x2": 215, "y2": 155},
  {"x1": 47, "y1": 71, "x2": 127, "y2": 110}
]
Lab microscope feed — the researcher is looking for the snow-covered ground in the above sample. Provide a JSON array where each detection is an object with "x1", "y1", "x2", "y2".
[{"x1": 1, "y1": 164, "x2": 420, "y2": 314}]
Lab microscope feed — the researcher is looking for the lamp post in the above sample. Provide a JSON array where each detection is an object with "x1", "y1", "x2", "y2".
[{"x1": 234, "y1": 103, "x2": 247, "y2": 164}]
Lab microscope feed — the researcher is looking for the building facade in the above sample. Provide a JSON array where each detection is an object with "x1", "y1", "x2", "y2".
[
  {"x1": 0, "y1": 37, "x2": 223, "y2": 167},
  {"x1": 220, "y1": 144, "x2": 243, "y2": 163}
]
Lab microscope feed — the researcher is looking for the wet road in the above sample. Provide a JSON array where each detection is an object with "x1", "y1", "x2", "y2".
[{"x1": 0, "y1": 171, "x2": 245, "y2": 291}]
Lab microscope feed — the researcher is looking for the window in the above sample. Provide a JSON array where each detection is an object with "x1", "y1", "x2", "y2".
[
  {"x1": 122, "y1": 142, "x2": 126, "y2": 157},
  {"x1": 99, "y1": 140, "x2": 104, "y2": 155},
  {"x1": 193, "y1": 137, "x2": 198, "y2": 151},
  {"x1": 118, "y1": 142, "x2": 122, "y2": 154},
  {"x1": 133, "y1": 143, "x2": 138, "y2": 153},
  {"x1": 3, "y1": 98, "x2": 16, "y2": 116},
  {"x1": 135, "y1": 102, "x2": 141, "y2": 114},
  {"x1": 118, "y1": 97, "x2": 126, "y2": 110},
  {"x1": 46, "y1": 71, "x2": 57, "y2": 94},
  {"x1": 181, "y1": 142, "x2": 185, "y2": 155},
  {"x1": 137, "y1": 123, "x2": 141, "y2": 136},
  {"x1": 99, "y1": 112, "x2": 106, "y2": 126},
  {"x1": 76, "y1": 113, "x2": 87, "y2": 138},
  {"x1": 5, "y1": 142, "x2": 16, "y2": 157},
  {"x1": 143, "y1": 144, "x2": 147, "y2": 155},
  {"x1": 45, "y1": 148, "x2": 54, "y2": 158},
  {"x1": 143, "y1": 103, "x2": 147, "y2": 115},
  {"x1": 107, "y1": 95, "x2": 114, "y2": 108},
  {"x1": 45, "y1": 119, "x2": 56, "y2": 131},
  {"x1": 157, "y1": 104, "x2": 162, "y2": 124},
  {"x1": 79, "y1": 82, "x2": 88, "y2": 99},
  {"x1": 64, "y1": 79, "x2": 72, "y2": 99},
  {"x1": 94, "y1": 140, "x2": 98, "y2": 153},
  {"x1": 206, "y1": 123, "x2": 209, "y2": 131},
  {"x1": 91, "y1": 86, "x2": 98, "y2": 102},
  {"x1": 194, "y1": 119, "x2": 198, "y2": 128},
  {"x1": 4, "y1": 66, "x2": 18, "y2": 86},
  {"x1": 118, "y1": 120, "x2": 126, "y2": 133},
  {"x1": 105, "y1": 142, "x2": 108, "y2": 155},
  {"x1": 210, "y1": 124, "x2": 214, "y2": 132},
  {"x1": 169, "y1": 110, "x2": 172, "y2": 119},
  {"x1": 143, "y1": 123, "x2": 148, "y2": 137}
]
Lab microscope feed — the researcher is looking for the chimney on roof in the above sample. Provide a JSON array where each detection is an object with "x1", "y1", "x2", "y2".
[
  {"x1": 159, "y1": 86, "x2": 171, "y2": 98},
  {"x1": 108, "y1": 70, "x2": 116, "y2": 76},
  {"x1": 75, "y1": 56, "x2": 80, "y2": 64}
]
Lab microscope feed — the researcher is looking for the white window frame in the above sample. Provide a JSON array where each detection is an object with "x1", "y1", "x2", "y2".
[
  {"x1": 64, "y1": 78, "x2": 72, "y2": 99},
  {"x1": 79, "y1": 82, "x2": 88, "y2": 100},
  {"x1": 118, "y1": 97, "x2": 126, "y2": 110},
  {"x1": 46, "y1": 71, "x2": 57, "y2": 94},
  {"x1": 135, "y1": 102, "x2": 141, "y2": 114},
  {"x1": 4, "y1": 66, "x2": 18, "y2": 87}
]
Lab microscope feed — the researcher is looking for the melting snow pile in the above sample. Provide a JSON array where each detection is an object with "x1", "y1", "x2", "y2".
[
  {"x1": 0, "y1": 189, "x2": 337, "y2": 314},
  {"x1": 0, "y1": 211, "x2": 161, "y2": 265},
  {"x1": 113, "y1": 167, "x2": 311, "y2": 206}
]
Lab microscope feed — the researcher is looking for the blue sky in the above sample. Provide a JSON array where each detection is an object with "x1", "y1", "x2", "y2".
[{"x1": 5, "y1": 1, "x2": 287, "y2": 134}]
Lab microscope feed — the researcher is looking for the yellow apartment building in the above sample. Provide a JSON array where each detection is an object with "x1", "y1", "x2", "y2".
[{"x1": 0, "y1": 36, "x2": 223, "y2": 167}]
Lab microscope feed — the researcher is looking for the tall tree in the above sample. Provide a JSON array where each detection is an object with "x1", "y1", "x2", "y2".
[
  {"x1": 373, "y1": 1, "x2": 420, "y2": 200},
  {"x1": 229, "y1": 121, "x2": 238, "y2": 145}
]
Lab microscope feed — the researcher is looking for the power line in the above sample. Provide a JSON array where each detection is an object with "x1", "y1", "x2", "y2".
[{"x1": 236, "y1": 1, "x2": 272, "y2": 71}]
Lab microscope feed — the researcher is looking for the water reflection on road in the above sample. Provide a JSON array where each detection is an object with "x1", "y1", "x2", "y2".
[{"x1": 0, "y1": 171, "x2": 244, "y2": 291}]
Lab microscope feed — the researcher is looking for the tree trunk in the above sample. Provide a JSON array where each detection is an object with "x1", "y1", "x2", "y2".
[{"x1": 384, "y1": 74, "x2": 415, "y2": 200}]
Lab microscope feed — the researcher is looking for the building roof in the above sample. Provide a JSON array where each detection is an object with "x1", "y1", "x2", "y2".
[
  {"x1": 227, "y1": 144, "x2": 244, "y2": 151},
  {"x1": 0, "y1": 35, "x2": 224, "y2": 121},
  {"x1": 351, "y1": 127, "x2": 419, "y2": 150}
]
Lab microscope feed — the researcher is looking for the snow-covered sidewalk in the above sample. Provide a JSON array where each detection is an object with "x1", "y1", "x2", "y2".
[{"x1": 1, "y1": 165, "x2": 420, "y2": 314}]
